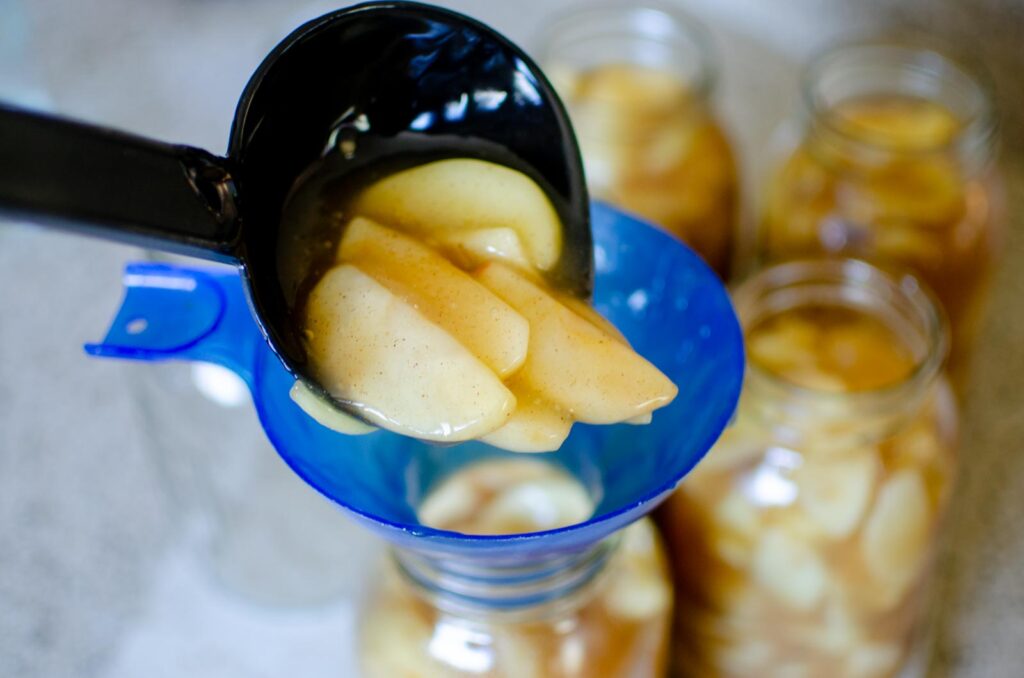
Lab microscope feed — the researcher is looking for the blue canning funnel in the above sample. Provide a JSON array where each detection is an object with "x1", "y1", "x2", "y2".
[{"x1": 86, "y1": 204, "x2": 743, "y2": 567}]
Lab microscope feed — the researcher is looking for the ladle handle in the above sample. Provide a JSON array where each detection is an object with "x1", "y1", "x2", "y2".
[{"x1": 0, "y1": 105, "x2": 240, "y2": 262}]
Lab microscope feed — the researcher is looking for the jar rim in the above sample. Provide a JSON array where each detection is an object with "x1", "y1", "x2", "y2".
[
  {"x1": 534, "y1": 1, "x2": 718, "y2": 101},
  {"x1": 800, "y1": 39, "x2": 998, "y2": 158},
  {"x1": 392, "y1": 536, "x2": 620, "y2": 620},
  {"x1": 732, "y1": 258, "x2": 949, "y2": 413}
]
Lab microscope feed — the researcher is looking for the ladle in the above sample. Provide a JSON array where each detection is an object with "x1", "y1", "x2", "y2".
[{"x1": 0, "y1": 1, "x2": 591, "y2": 420}]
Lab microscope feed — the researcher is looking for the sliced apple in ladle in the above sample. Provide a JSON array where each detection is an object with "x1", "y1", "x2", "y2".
[
  {"x1": 437, "y1": 227, "x2": 533, "y2": 271},
  {"x1": 304, "y1": 264, "x2": 516, "y2": 442},
  {"x1": 337, "y1": 216, "x2": 530, "y2": 378},
  {"x1": 556, "y1": 293, "x2": 628, "y2": 345},
  {"x1": 480, "y1": 378, "x2": 574, "y2": 453},
  {"x1": 555, "y1": 295, "x2": 652, "y2": 425},
  {"x1": 476, "y1": 262, "x2": 678, "y2": 424},
  {"x1": 289, "y1": 381, "x2": 377, "y2": 435},
  {"x1": 351, "y1": 158, "x2": 563, "y2": 272},
  {"x1": 294, "y1": 156, "x2": 674, "y2": 449}
]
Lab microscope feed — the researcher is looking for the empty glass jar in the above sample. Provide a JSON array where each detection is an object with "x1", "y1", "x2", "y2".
[
  {"x1": 660, "y1": 259, "x2": 958, "y2": 678},
  {"x1": 760, "y1": 41, "x2": 1005, "y2": 384},
  {"x1": 135, "y1": 357, "x2": 382, "y2": 606},
  {"x1": 134, "y1": 258, "x2": 380, "y2": 607},
  {"x1": 539, "y1": 4, "x2": 738, "y2": 277},
  {"x1": 359, "y1": 459, "x2": 673, "y2": 678}
]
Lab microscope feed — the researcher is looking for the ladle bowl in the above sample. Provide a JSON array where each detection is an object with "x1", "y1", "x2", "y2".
[
  {"x1": 87, "y1": 203, "x2": 744, "y2": 562},
  {"x1": 0, "y1": 1, "x2": 591, "y2": 421}
]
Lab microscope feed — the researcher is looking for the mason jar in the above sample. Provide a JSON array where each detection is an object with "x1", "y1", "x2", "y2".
[
  {"x1": 359, "y1": 458, "x2": 674, "y2": 678},
  {"x1": 538, "y1": 3, "x2": 738, "y2": 277},
  {"x1": 133, "y1": 256, "x2": 380, "y2": 607},
  {"x1": 760, "y1": 41, "x2": 1005, "y2": 385},
  {"x1": 659, "y1": 259, "x2": 958, "y2": 678}
]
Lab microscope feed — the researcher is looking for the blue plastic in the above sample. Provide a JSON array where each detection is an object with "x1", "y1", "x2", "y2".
[{"x1": 86, "y1": 203, "x2": 744, "y2": 561}]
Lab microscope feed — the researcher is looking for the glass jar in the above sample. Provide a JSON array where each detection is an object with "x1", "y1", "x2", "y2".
[
  {"x1": 134, "y1": 358, "x2": 383, "y2": 606},
  {"x1": 760, "y1": 41, "x2": 1005, "y2": 385},
  {"x1": 538, "y1": 4, "x2": 738, "y2": 277},
  {"x1": 660, "y1": 259, "x2": 958, "y2": 678},
  {"x1": 359, "y1": 459, "x2": 674, "y2": 678},
  {"x1": 134, "y1": 258, "x2": 381, "y2": 607}
]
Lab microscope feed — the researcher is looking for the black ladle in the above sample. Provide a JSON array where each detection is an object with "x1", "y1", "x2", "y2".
[{"x1": 0, "y1": 1, "x2": 592, "y2": 418}]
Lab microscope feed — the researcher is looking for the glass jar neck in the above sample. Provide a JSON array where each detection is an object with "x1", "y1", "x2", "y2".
[
  {"x1": 801, "y1": 42, "x2": 997, "y2": 173},
  {"x1": 392, "y1": 537, "x2": 619, "y2": 623},
  {"x1": 733, "y1": 259, "x2": 948, "y2": 446},
  {"x1": 538, "y1": 4, "x2": 716, "y2": 102}
]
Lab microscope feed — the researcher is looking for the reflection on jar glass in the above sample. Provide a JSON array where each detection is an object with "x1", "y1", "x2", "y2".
[
  {"x1": 359, "y1": 459, "x2": 673, "y2": 678},
  {"x1": 538, "y1": 4, "x2": 738, "y2": 278},
  {"x1": 760, "y1": 41, "x2": 1005, "y2": 386},
  {"x1": 660, "y1": 260, "x2": 958, "y2": 678}
]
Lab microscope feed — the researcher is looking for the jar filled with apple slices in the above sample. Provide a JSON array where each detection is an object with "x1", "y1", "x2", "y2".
[
  {"x1": 659, "y1": 259, "x2": 957, "y2": 678},
  {"x1": 360, "y1": 458, "x2": 674, "y2": 678},
  {"x1": 760, "y1": 42, "x2": 1005, "y2": 387},
  {"x1": 281, "y1": 157, "x2": 678, "y2": 451},
  {"x1": 539, "y1": 4, "x2": 738, "y2": 278}
]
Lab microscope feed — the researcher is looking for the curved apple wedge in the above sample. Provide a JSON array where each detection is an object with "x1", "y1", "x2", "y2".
[
  {"x1": 338, "y1": 217, "x2": 530, "y2": 377},
  {"x1": 438, "y1": 227, "x2": 533, "y2": 271},
  {"x1": 476, "y1": 262, "x2": 678, "y2": 424},
  {"x1": 304, "y1": 264, "x2": 516, "y2": 441},
  {"x1": 480, "y1": 379, "x2": 574, "y2": 453},
  {"x1": 556, "y1": 293, "x2": 628, "y2": 344},
  {"x1": 352, "y1": 158, "x2": 563, "y2": 272},
  {"x1": 289, "y1": 381, "x2": 377, "y2": 435}
]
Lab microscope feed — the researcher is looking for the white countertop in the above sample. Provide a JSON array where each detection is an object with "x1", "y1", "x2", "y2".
[{"x1": 2, "y1": 2, "x2": 1022, "y2": 677}]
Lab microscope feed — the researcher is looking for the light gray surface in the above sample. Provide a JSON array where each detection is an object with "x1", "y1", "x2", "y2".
[{"x1": 0, "y1": 1, "x2": 1021, "y2": 677}]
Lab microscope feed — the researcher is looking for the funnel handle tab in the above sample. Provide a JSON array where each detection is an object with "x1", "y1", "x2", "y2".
[{"x1": 84, "y1": 262, "x2": 259, "y2": 387}]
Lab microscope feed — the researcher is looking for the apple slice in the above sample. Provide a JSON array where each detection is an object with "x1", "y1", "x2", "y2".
[
  {"x1": 796, "y1": 446, "x2": 879, "y2": 539},
  {"x1": 601, "y1": 519, "x2": 673, "y2": 621},
  {"x1": 289, "y1": 381, "x2": 376, "y2": 435},
  {"x1": 752, "y1": 528, "x2": 828, "y2": 611},
  {"x1": 555, "y1": 295, "x2": 649, "y2": 426},
  {"x1": 860, "y1": 469, "x2": 931, "y2": 599},
  {"x1": 625, "y1": 413, "x2": 653, "y2": 425},
  {"x1": 304, "y1": 264, "x2": 515, "y2": 441},
  {"x1": 476, "y1": 262, "x2": 678, "y2": 423},
  {"x1": 481, "y1": 379, "x2": 573, "y2": 453},
  {"x1": 474, "y1": 473, "x2": 594, "y2": 534},
  {"x1": 556, "y1": 293, "x2": 628, "y2": 345},
  {"x1": 338, "y1": 217, "x2": 529, "y2": 377},
  {"x1": 438, "y1": 227, "x2": 533, "y2": 270},
  {"x1": 351, "y1": 158, "x2": 562, "y2": 271}
]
